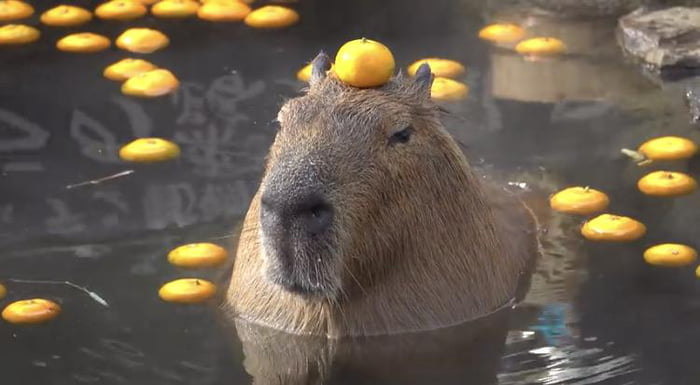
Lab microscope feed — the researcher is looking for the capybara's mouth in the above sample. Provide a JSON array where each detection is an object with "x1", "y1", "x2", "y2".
[
  {"x1": 269, "y1": 270, "x2": 329, "y2": 298},
  {"x1": 263, "y1": 232, "x2": 336, "y2": 297}
]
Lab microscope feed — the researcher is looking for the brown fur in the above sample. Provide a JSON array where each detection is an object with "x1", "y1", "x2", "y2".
[{"x1": 224, "y1": 58, "x2": 539, "y2": 337}]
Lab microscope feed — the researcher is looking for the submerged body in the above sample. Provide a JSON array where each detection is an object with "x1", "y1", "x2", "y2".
[{"x1": 225, "y1": 53, "x2": 540, "y2": 337}]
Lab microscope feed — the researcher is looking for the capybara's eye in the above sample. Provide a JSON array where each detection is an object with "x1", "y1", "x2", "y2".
[{"x1": 388, "y1": 126, "x2": 412, "y2": 145}]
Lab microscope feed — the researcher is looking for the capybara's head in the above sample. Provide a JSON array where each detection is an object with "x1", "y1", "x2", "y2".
[{"x1": 259, "y1": 52, "x2": 470, "y2": 300}]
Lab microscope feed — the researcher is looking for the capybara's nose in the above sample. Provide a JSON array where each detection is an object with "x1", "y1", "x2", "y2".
[{"x1": 261, "y1": 189, "x2": 334, "y2": 236}]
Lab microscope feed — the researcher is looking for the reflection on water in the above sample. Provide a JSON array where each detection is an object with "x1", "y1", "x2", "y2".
[
  {"x1": 230, "y1": 306, "x2": 512, "y2": 385},
  {"x1": 2, "y1": 0, "x2": 700, "y2": 384}
]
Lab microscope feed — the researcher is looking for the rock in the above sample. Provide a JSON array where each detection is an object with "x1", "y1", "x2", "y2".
[
  {"x1": 617, "y1": 7, "x2": 700, "y2": 72},
  {"x1": 483, "y1": 0, "x2": 645, "y2": 19},
  {"x1": 525, "y1": 0, "x2": 640, "y2": 17}
]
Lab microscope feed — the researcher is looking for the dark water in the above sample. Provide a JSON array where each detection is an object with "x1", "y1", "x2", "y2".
[{"x1": 2, "y1": 0, "x2": 700, "y2": 384}]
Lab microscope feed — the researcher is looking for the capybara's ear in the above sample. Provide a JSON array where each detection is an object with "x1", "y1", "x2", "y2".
[
  {"x1": 413, "y1": 63, "x2": 434, "y2": 99},
  {"x1": 309, "y1": 51, "x2": 333, "y2": 88}
]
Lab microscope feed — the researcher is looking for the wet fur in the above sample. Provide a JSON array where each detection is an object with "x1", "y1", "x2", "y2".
[{"x1": 225, "y1": 55, "x2": 539, "y2": 337}]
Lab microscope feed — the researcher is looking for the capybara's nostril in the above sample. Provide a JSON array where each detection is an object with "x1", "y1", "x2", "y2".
[
  {"x1": 287, "y1": 192, "x2": 333, "y2": 235},
  {"x1": 304, "y1": 201, "x2": 333, "y2": 235},
  {"x1": 260, "y1": 188, "x2": 333, "y2": 235}
]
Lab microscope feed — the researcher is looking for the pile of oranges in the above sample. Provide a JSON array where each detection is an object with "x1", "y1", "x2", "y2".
[
  {"x1": 0, "y1": 0, "x2": 301, "y2": 100},
  {"x1": 0, "y1": 0, "x2": 303, "y2": 164},
  {"x1": 549, "y1": 135, "x2": 699, "y2": 276}
]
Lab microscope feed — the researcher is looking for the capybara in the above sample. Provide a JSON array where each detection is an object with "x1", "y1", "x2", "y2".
[{"x1": 225, "y1": 52, "x2": 540, "y2": 337}]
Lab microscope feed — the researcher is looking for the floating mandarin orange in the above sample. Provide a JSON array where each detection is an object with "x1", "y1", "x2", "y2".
[
  {"x1": 40, "y1": 5, "x2": 93, "y2": 27},
  {"x1": 637, "y1": 136, "x2": 698, "y2": 161},
  {"x1": 431, "y1": 77, "x2": 469, "y2": 101},
  {"x1": 0, "y1": 24, "x2": 39, "y2": 45},
  {"x1": 151, "y1": 0, "x2": 200, "y2": 18},
  {"x1": 406, "y1": 58, "x2": 465, "y2": 79},
  {"x1": 56, "y1": 32, "x2": 111, "y2": 53},
  {"x1": 696, "y1": 265, "x2": 700, "y2": 278},
  {"x1": 334, "y1": 38, "x2": 395, "y2": 88},
  {"x1": 197, "y1": 0, "x2": 250, "y2": 22},
  {"x1": 296, "y1": 61, "x2": 334, "y2": 82},
  {"x1": 643, "y1": 243, "x2": 697, "y2": 267},
  {"x1": 478, "y1": 23, "x2": 525, "y2": 43},
  {"x1": 515, "y1": 37, "x2": 566, "y2": 56},
  {"x1": 95, "y1": 0, "x2": 147, "y2": 21},
  {"x1": 158, "y1": 278, "x2": 217, "y2": 303},
  {"x1": 549, "y1": 186, "x2": 610, "y2": 215},
  {"x1": 0, "y1": 283, "x2": 6, "y2": 299},
  {"x1": 103, "y1": 58, "x2": 158, "y2": 81},
  {"x1": 121, "y1": 69, "x2": 180, "y2": 98},
  {"x1": 637, "y1": 171, "x2": 697, "y2": 197},
  {"x1": 244, "y1": 5, "x2": 299, "y2": 29},
  {"x1": 0, "y1": 0, "x2": 33, "y2": 22},
  {"x1": 168, "y1": 243, "x2": 228, "y2": 268},
  {"x1": 116, "y1": 28, "x2": 169, "y2": 54},
  {"x1": 2, "y1": 299, "x2": 61, "y2": 325},
  {"x1": 119, "y1": 137, "x2": 181, "y2": 162},
  {"x1": 581, "y1": 213, "x2": 646, "y2": 242}
]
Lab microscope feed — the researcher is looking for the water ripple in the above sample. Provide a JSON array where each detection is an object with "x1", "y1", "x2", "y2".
[{"x1": 499, "y1": 336, "x2": 640, "y2": 385}]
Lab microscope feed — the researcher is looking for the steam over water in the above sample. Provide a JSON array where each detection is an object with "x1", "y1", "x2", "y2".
[{"x1": 1, "y1": 0, "x2": 699, "y2": 384}]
